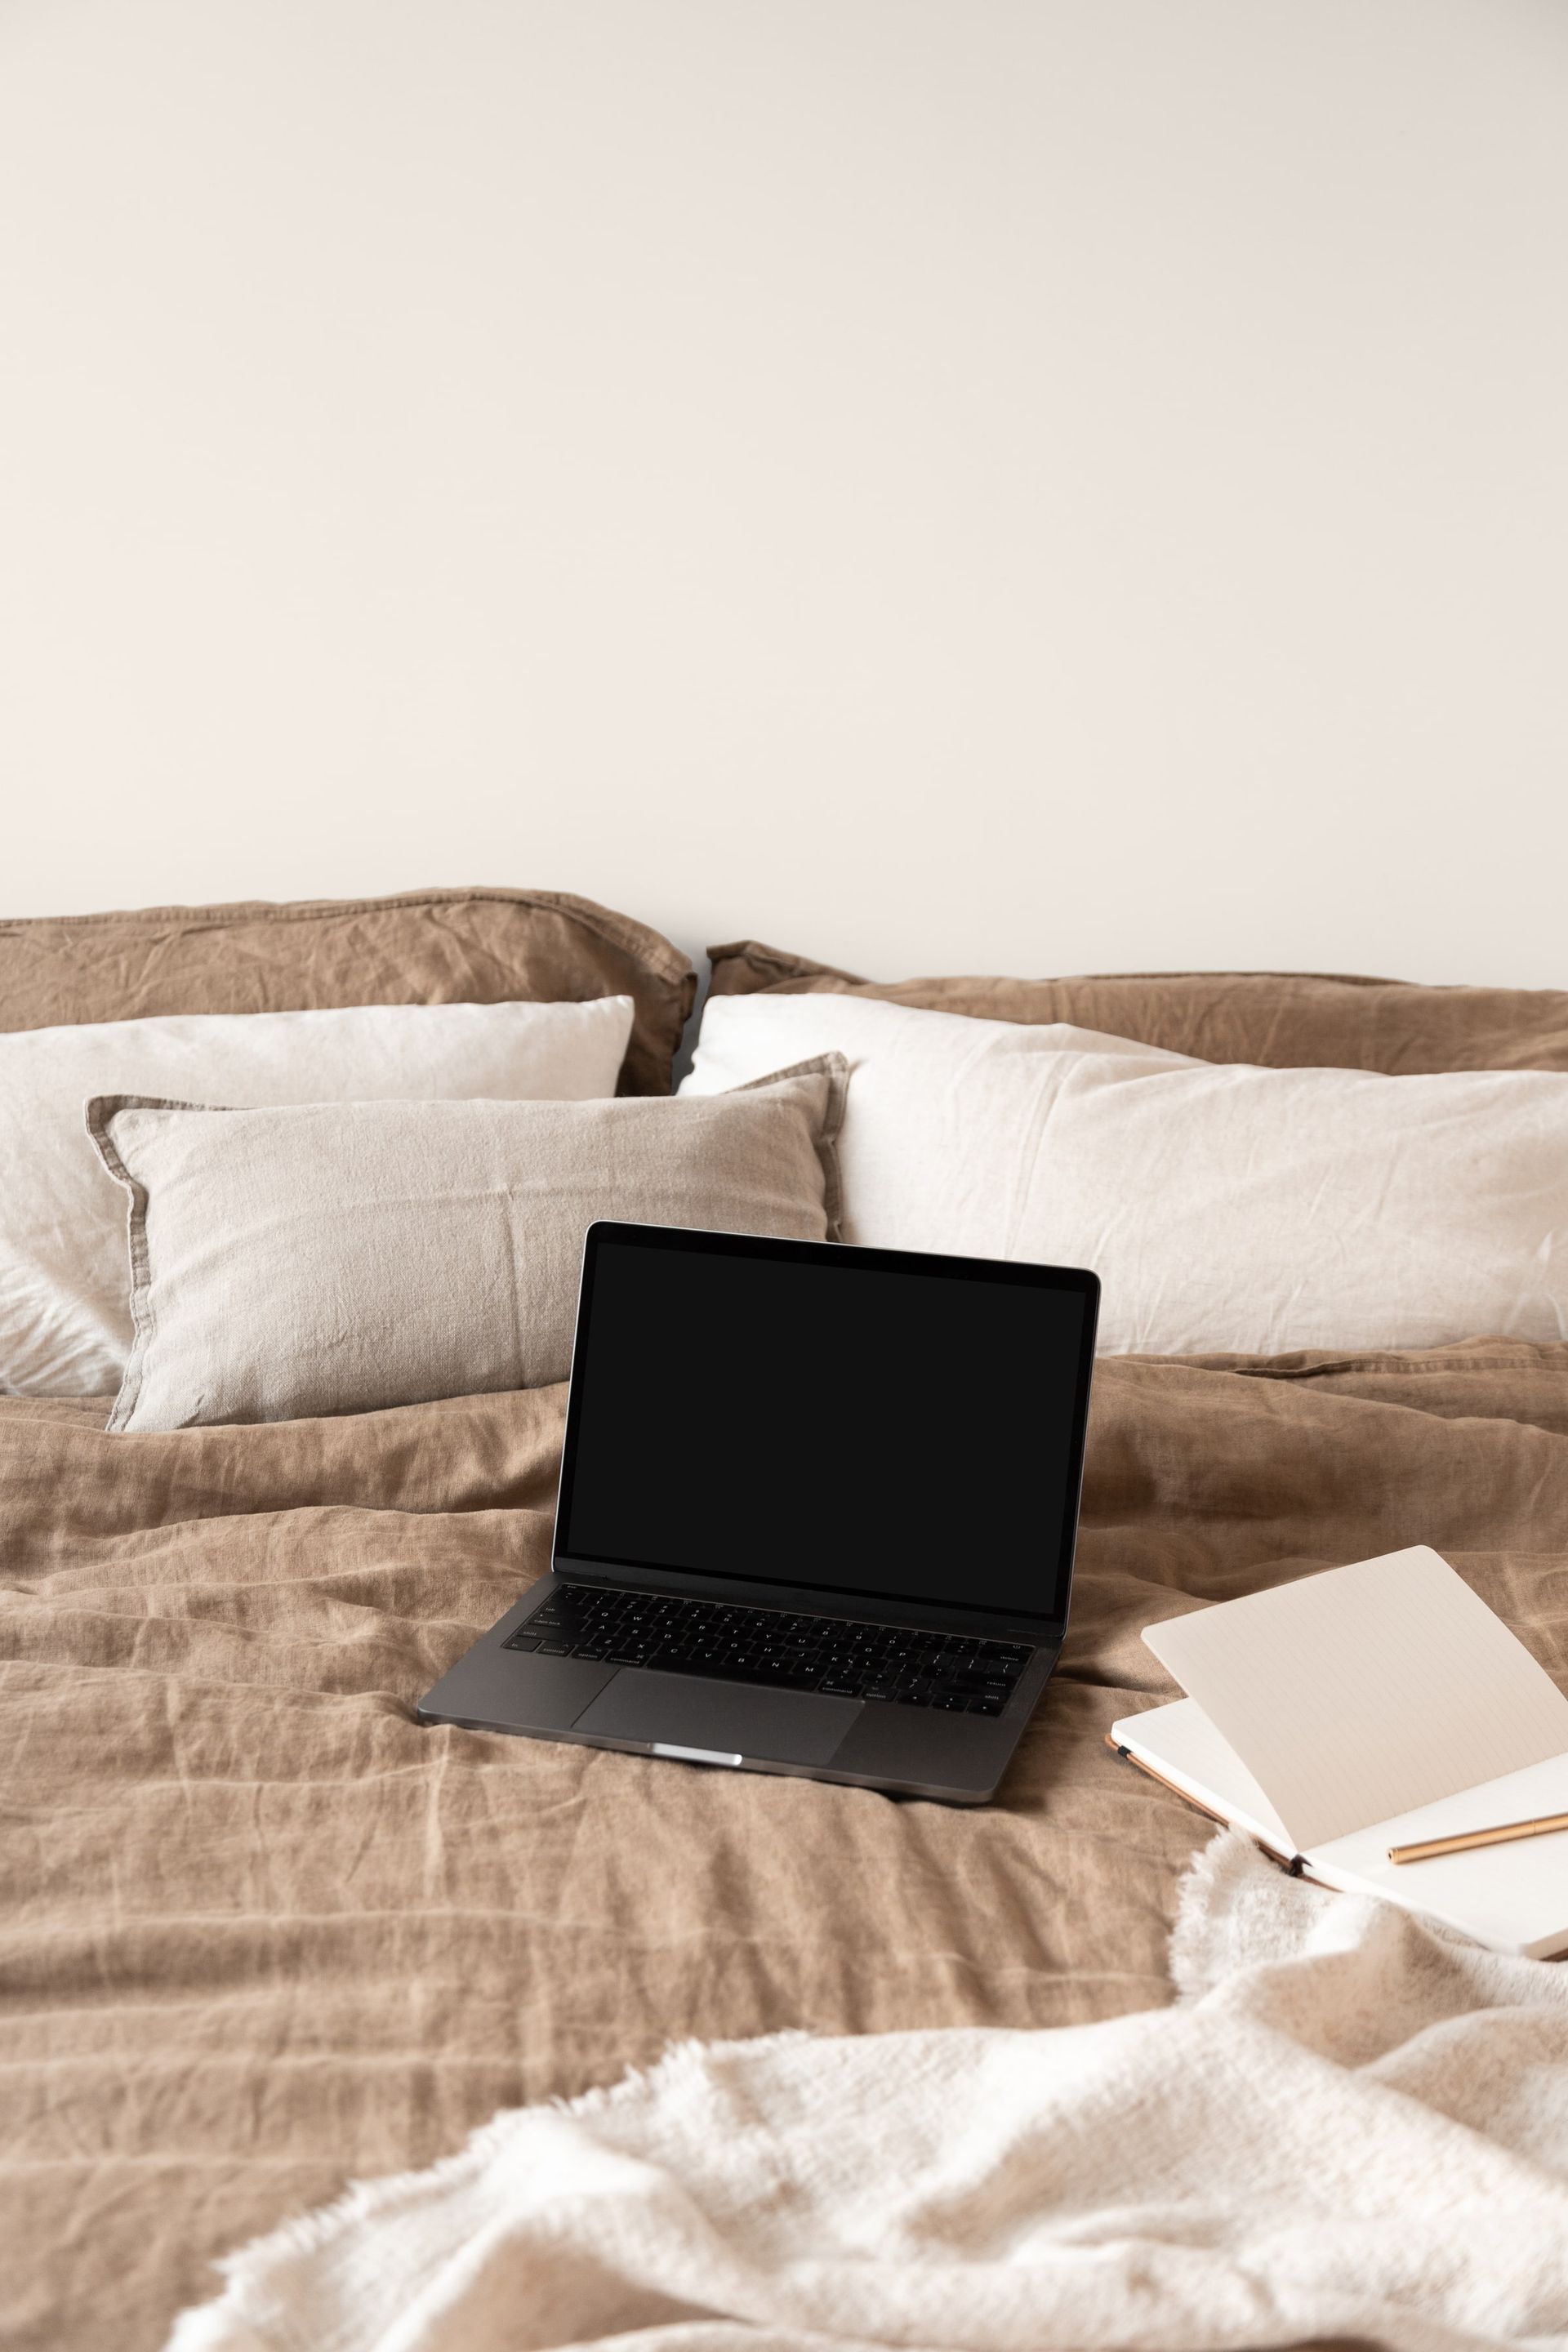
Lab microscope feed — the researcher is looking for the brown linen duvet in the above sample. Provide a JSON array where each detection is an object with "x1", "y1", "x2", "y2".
[{"x1": 5, "y1": 1340, "x2": 1568, "y2": 2351}]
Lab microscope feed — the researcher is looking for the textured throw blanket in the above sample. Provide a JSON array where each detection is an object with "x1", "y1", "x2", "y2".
[{"x1": 169, "y1": 1829, "x2": 1568, "y2": 2352}]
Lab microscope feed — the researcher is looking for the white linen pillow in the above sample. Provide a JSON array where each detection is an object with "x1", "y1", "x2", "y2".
[
  {"x1": 682, "y1": 992, "x2": 1568, "y2": 1356},
  {"x1": 0, "y1": 994, "x2": 634, "y2": 1398}
]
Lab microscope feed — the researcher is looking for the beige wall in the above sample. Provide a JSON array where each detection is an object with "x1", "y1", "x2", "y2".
[{"x1": 2, "y1": 0, "x2": 1565, "y2": 987}]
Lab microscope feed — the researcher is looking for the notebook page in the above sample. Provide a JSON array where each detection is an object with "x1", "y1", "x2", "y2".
[
  {"x1": 1111, "y1": 1699, "x2": 1294, "y2": 1853},
  {"x1": 1144, "y1": 1547, "x2": 1568, "y2": 1851},
  {"x1": 1312, "y1": 1752, "x2": 1568, "y2": 1958}
]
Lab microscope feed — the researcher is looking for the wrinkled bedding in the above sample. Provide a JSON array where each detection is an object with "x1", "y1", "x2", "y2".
[
  {"x1": 5, "y1": 1339, "x2": 1568, "y2": 2350},
  {"x1": 170, "y1": 1832, "x2": 1568, "y2": 2352}
]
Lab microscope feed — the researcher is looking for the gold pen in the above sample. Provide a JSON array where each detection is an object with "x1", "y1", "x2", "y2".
[{"x1": 1388, "y1": 1809, "x2": 1568, "y2": 1865}]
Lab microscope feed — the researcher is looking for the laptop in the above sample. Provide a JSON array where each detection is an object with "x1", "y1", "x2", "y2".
[{"x1": 418, "y1": 1222, "x2": 1099, "y2": 1804}]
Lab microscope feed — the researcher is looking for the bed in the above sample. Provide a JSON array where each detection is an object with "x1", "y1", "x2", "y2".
[{"x1": 4, "y1": 910, "x2": 1567, "y2": 2350}]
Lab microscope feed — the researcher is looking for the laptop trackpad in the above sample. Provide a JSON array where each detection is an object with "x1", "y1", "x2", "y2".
[{"x1": 574, "y1": 1670, "x2": 859, "y2": 1766}]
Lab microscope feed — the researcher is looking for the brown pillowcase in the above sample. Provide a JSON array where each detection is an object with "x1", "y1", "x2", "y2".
[
  {"x1": 706, "y1": 940, "x2": 1568, "y2": 1076},
  {"x1": 0, "y1": 888, "x2": 696, "y2": 1095}
]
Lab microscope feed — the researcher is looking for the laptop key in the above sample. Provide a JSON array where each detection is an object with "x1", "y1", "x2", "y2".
[{"x1": 503, "y1": 1633, "x2": 541, "y2": 1651}]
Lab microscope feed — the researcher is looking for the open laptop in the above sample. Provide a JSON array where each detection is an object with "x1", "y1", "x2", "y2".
[{"x1": 418, "y1": 1222, "x2": 1099, "y2": 1804}]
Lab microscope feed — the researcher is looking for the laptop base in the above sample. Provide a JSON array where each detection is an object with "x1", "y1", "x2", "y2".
[{"x1": 418, "y1": 1584, "x2": 1061, "y2": 1806}]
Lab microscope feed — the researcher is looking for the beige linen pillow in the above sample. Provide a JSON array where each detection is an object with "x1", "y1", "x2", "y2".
[{"x1": 87, "y1": 1057, "x2": 846, "y2": 1432}]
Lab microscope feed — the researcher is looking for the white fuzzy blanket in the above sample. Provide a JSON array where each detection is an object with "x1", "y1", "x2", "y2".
[{"x1": 168, "y1": 1830, "x2": 1568, "y2": 2352}]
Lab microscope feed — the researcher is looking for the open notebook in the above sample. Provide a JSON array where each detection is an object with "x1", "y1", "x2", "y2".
[{"x1": 1111, "y1": 1546, "x2": 1568, "y2": 1958}]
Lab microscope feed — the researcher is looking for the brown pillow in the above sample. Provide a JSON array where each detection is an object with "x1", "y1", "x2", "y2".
[
  {"x1": 0, "y1": 888, "x2": 696, "y2": 1095},
  {"x1": 706, "y1": 940, "x2": 1568, "y2": 1076}
]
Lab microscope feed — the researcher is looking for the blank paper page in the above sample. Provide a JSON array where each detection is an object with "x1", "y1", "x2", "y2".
[
  {"x1": 1144, "y1": 1547, "x2": 1568, "y2": 1851},
  {"x1": 1111, "y1": 1698, "x2": 1294, "y2": 1853},
  {"x1": 1315, "y1": 1752, "x2": 1568, "y2": 1958}
]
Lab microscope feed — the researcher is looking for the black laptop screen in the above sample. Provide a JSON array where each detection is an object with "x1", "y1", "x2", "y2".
[{"x1": 553, "y1": 1228, "x2": 1097, "y2": 1627}]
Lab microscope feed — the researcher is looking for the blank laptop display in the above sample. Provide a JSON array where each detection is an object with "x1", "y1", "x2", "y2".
[{"x1": 555, "y1": 1229, "x2": 1091, "y2": 1627}]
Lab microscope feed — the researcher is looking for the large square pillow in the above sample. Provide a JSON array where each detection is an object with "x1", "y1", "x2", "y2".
[
  {"x1": 706, "y1": 939, "x2": 1568, "y2": 1074},
  {"x1": 87, "y1": 1058, "x2": 846, "y2": 1432},
  {"x1": 0, "y1": 887, "x2": 696, "y2": 1094},
  {"x1": 683, "y1": 992, "x2": 1568, "y2": 1356},
  {"x1": 1, "y1": 994, "x2": 634, "y2": 1397}
]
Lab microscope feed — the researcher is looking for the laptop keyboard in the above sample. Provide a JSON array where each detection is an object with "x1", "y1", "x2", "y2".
[{"x1": 504, "y1": 1587, "x2": 1033, "y2": 1715}]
